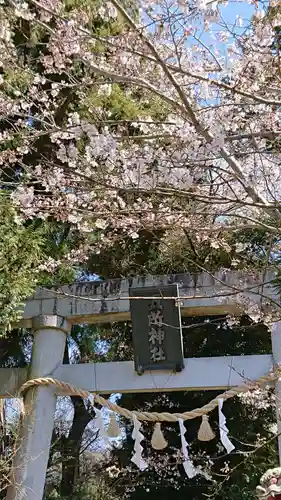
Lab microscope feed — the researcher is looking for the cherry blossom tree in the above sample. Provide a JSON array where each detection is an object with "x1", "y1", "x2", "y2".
[{"x1": 1, "y1": 0, "x2": 280, "y2": 252}]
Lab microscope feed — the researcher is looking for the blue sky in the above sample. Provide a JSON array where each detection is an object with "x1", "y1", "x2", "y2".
[
  {"x1": 220, "y1": 1, "x2": 255, "y2": 24},
  {"x1": 146, "y1": 0, "x2": 266, "y2": 79}
]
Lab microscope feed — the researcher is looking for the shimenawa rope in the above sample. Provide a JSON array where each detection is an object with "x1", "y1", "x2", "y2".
[{"x1": 19, "y1": 367, "x2": 281, "y2": 423}]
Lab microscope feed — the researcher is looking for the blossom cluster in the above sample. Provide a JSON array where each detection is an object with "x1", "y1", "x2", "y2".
[{"x1": 0, "y1": 0, "x2": 280, "y2": 267}]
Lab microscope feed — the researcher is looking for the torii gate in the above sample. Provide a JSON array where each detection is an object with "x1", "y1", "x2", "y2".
[{"x1": 2, "y1": 270, "x2": 281, "y2": 500}]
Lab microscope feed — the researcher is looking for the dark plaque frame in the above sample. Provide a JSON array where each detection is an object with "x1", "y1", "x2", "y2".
[{"x1": 129, "y1": 285, "x2": 184, "y2": 374}]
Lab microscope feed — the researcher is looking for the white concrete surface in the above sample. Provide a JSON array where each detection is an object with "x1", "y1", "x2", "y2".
[
  {"x1": 6, "y1": 316, "x2": 70, "y2": 500},
  {"x1": 0, "y1": 354, "x2": 274, "y2": 397},
  {"x1": 272, "y1": 321, "x2": 281, "y2": 465}
]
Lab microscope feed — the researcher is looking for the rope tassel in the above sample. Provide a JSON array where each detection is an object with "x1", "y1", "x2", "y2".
[
  {"x1": 107, "y1": 413, "x2": 121, "y2": 438},
  {"x1": 94, "y1": 407, "x2": 109, "y2": 444},
  {"x1": 197, "y1": 415, "x2": 215, "y2": 441},
  {"x1": 151, "y1": 423, "x2": 168, "y2": 450}
]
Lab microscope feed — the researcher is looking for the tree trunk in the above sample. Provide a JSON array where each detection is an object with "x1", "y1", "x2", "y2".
[
  {"x1": 60, "y1": 396, "x2": 93, "y2": 497},
  {"x1": 59, "y1": 343, "x2": 95, "y2": 497}
]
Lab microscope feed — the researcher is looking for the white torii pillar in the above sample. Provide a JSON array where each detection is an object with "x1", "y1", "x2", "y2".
[
  {"x1": 271, "y1": 321, "x2": 281, "y2": 466},
  {"x1": 6, "y1": 315, "x2": 70, "y2": 500}
]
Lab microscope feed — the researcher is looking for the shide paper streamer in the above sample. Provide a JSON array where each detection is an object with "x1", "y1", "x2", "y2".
[
  {"x1": 131, "y1": 414, "x2": 148, "y2": 471},
  {"x1": 178, "y1": 418, "x2": 199, "y2": 479},
  {"x1": 88, "y1": 394, "x2": 110, "y2": 445},
  {"x1": 85, "y1": 395, "x2": 235, "y2": 472},
  {"x1": 218, "y1": 398, "x2": 235, "y2": 454}
]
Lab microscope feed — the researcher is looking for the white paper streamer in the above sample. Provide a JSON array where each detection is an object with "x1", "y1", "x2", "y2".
[
  {"x1": 218, "y1": 398, "x2": 235, "y2": 454},
  {"x1": 178, "y1": 418, "x2": 198, "y2": 478},
  {"x1": 131, "y1": 414, "x2": 148, "y2": 471},
  {"x1": 87, "y1": 394, "x2": 109, "y2": 443},
  {"x1": 88, "y1": 393, "x2": 95, "y2": 406},
  {"x1": 94, "y1": 407, "x2": 109, "y2": 445}
]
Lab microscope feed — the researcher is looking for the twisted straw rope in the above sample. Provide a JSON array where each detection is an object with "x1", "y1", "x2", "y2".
[{"x1": 19, "y1": 367, "x2": 281, "y2": 423}]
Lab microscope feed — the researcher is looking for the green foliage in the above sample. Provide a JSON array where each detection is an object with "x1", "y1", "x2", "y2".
[
  {"x1": 0, "y1": 195, "x2": 45, "y2": 331},
  {"x1": 0, "y1": 133, "x2": 23, "y2": 152},
  {"x1": 3, "y1": 68, "x2": 33, "y2": 96},
  {"x1": 64, "y1": 0, "x2": 131, "y2": 36},
  {"x1": 79, "y1": 82, "x2": 168, "y2": 124},
  {"x1": 45, "y1": 477, "x2": 121, "y2": 500},
  {"x1": 0, "y1": 328, "x2": 32, "y2": 368},
  {"x1": 85, "y1": 223, "x2": 276, "y2": 278},
  {"x1": 0, "y1": 203, "x2": 80, "y2": 331},
  {"x1": 267, "y1": 3, "x2": 281, "y2": 52},
  {"x1": 38, "y1": 263, "x2": 77, "y2": 287},
  {"x1": 107, "y1": 84, "x2": 144, "y2": 120}
]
